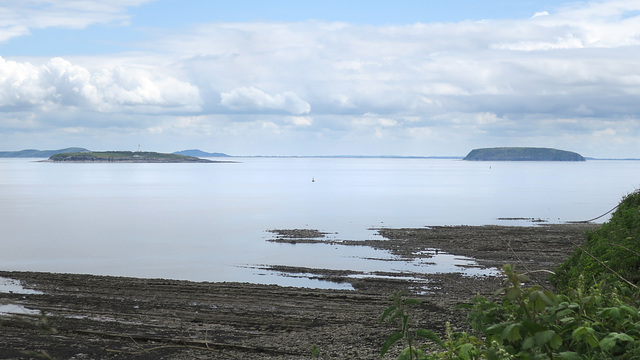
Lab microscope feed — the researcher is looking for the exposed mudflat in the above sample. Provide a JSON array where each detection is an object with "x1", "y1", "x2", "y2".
[{"x1": 0, "y1": 223, "x2": 596, "y2": 359}]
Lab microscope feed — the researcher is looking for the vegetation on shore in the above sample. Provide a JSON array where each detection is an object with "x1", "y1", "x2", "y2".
[
  {"x1": 382, "y1": 190, "x2": 640, "y2": 359},
  {"x1": 463, "y1": 147, "x2": 585, "y2": 161},
  {"x1": 48, "y1": 151, "x2": 215, "y2": 163},
  {"x1": 552, "y1": 190, "x2": 640, "y2": 289}
]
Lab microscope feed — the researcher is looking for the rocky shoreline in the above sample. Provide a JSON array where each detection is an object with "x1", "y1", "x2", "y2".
[{"x1": 0, "y1": 224, "x2": 597, "y2": 359}]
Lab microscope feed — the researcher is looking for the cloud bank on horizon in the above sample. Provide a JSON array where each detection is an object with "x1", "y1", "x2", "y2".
[{"x1": 0, "y1": 0, "x2": 639, "y2": 157}]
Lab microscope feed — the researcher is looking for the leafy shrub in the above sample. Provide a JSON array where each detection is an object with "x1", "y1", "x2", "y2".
[
  {"x1": 381, "y1": 266, "x2": 640, "y2": 359},
  {"x1": 467, "y1": 266, "x2": 640, "y2": 359},
  {"x1": 553, "y1": 190, "x2": 640, "y2": 290},
  {"x1": 381, "y1": 190, "x2": 640, "y2": 359}
]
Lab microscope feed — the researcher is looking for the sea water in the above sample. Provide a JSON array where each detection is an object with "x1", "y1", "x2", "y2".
[{"x1": 1, "y1": 157, "x2": 638, "y2": 287}]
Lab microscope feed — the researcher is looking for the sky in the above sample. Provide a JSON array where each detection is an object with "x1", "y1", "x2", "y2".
[{"x1": 0, "y1": 0, "x2": 639, "y2": 157}]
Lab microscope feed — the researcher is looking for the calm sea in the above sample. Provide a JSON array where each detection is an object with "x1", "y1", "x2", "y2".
[{"x1": 1, "y1": 157, "x2": 638, "y2": 288}]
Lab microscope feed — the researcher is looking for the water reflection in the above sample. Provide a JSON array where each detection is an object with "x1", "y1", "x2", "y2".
[
  {"x1": 1, "y1": 158, "x2": 637, "y2": 287},
  {"x1": 0, "y1": 304, "x2": 40, "y2": 316},
  {"x1": 0, "y1": 277, "x2": 42, "y2": 295},
  {"x1": 251, "y1": 242, "x2": 500, "y2": 289}
]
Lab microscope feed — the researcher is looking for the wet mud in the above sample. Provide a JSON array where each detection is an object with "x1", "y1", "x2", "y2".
[{"x1": 0, "y1": 223, "x2": 596, "y2": 359}]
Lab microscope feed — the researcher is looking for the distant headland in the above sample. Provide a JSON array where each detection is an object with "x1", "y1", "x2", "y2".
[
  {"x1": 0, "y1": 147, "x2": 89, "y2": 158},
  {"x1": 173, "y1": 149, "x2": 231, "y2": 157},
  {"x1": 463, "y1": 147, "x2": 585, "y2": 161},
  {"x1": 46, "y1": 151, "x2": 229, "y2": 163}
]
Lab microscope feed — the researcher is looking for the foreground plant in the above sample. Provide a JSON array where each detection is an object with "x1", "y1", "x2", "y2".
[
  {"x1": 380, "y1": 292, "x2": 484, "y2": 360},
  {"x1": 553, "y1": 189, "x2": 640, "y2": 290},
  {"x1": 381, "y1": 265, "x2": 640, "y2": 359},
  {"x1": 468, "y1": 265, "x2": 640, "y2": 359},
  {"x1": 381, "y1": 190, "x2": 640, "y2": 359},
  {"x1": 380, "y1": 292, "x2": 442, "y2": 359}
]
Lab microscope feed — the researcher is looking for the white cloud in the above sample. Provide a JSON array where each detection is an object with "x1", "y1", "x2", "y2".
[
  {"x1": 0, "y1": 0, "x2": 152, "y2": 43},
  {"x1": 593, "y1": 128, "x2": 616, "y2": 137},
  {"x1": 220, "y1": 87, "x2": 310, "y2": 115},
  {"x1": 0, "y1": 57, "x2": 53, "y2": 107},
  {"x1": 353, "y1": 113, "x2": 398, "y2": 128},
  {"x1": 406, "y1": 126, "x2": 434, "y2": 139},
  {"x1": 158, "y1": 4, "x2": 639, "y2": 121},
  {"x1": 0, "y1": 56, "x2": 201, "y2": 112},
  {"x1": 289, "y1": 116, "x2": 313, "y2": 127},
  {"x1": 495, "y1": 1, "x2": 640, "y2": 50},
  {"x1": 3, "y1": 0, "x2": 640, "y2": 157}
]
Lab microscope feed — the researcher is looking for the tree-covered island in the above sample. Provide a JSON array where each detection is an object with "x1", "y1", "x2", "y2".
[
  {"x1": 463, "y1": 147, "x2": 585, "y2": 161},
  {"x1": 47, "y1": 151, "x2": 221, "y2": 163}
]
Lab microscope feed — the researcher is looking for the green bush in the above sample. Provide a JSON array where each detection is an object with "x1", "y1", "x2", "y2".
[
  {"x1": 381, "y1": 190, "x2": 640, "y2": 359},
  {"x1": 553, "y1": 190, "x2": 640, "y2": 290},
  {"x1": 465, "y1": 266, "x2": 640, "y2": 359},
  {"x1": 381, "y1": 266, "x2": 640, "y2": 359}
]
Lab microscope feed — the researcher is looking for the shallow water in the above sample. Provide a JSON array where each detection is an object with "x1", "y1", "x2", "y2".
[
  {"x1": 1, "y1": 157, "x2": 638, "y2": 288},
  {"x1": 0, "y1": 304, "x2": 40, "y2": 316},
  {"x1": 0, "y1": 277, "x2": 42, "y2": 295}
]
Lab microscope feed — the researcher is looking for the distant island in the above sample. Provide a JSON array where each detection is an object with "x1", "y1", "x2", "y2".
[
  {"x1": 8, "y1": 147, "x2": 634, "y2": 160},
  {"x1": 0, "y1": 147, "x2": 89, "y2": 158},
  {"x1": 463, "y1": 147, "x2": 585, "y2": 161},
  {"x1": 47, "y1": 151, "x2": 224, "y2": 163},
  {"x1": 173, "y1": 149, "x2": 231, "y2": 157}
]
